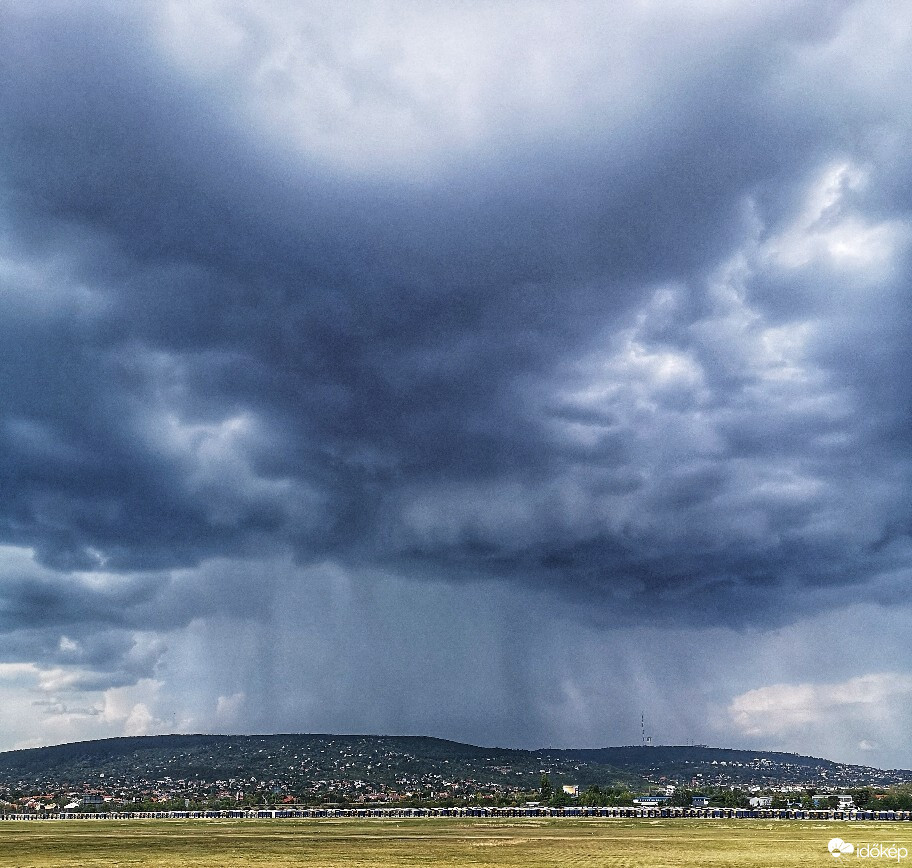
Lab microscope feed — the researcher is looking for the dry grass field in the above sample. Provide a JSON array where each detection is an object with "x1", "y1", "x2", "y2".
[{"x1": 1, "y1": 817, "x2": 910, "y2": 867}]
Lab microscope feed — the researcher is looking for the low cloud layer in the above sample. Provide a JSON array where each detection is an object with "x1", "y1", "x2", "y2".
[
  {"x1": 730, "y1": 673, "x2": 912, "y2": 765},
  {"x1": 0, "y1": 0, "x2": 910, "y2": 764}
]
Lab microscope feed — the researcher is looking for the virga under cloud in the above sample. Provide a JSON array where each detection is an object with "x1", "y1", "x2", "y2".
[{"x1": 0, "y1": 0, "x2": 910, "y2": 766}]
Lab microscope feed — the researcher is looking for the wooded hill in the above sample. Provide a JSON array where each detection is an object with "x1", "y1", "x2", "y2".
[{"x1": 0, "y1": 734, "x2": 908, "y2": 794}]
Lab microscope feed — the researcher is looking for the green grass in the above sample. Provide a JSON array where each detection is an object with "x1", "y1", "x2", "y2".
[{"x1": 0, "y1": 818, "x2": 910, "y2": 867}]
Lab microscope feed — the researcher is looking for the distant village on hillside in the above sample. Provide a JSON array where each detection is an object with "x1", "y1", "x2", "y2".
[{"x1": 1, "y1": 735, "x2": 910, "y2": 814}]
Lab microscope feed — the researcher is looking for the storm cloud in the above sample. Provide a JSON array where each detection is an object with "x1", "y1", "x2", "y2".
[{"x1": 0, "y1": 0, "x2": 910, "y2": 765}]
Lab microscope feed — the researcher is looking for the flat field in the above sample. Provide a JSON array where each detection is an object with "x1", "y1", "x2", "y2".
[{"x1": 1, "y1": 818, "x2": 910, "y2": 867}]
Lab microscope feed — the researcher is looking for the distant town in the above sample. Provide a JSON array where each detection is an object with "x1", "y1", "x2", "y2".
[{"x1": 1, "y1": 735, "x2": 910, "y2": 815}]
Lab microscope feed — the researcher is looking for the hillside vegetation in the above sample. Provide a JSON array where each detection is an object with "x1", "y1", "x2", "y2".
[{"x1": 0, "y1": 735, "x2": 908, "y2": 806}]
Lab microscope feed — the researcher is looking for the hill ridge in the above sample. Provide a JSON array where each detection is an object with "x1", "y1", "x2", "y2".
[{"x1": 1, "y1": 734, "x2": 909, "y2": 802}]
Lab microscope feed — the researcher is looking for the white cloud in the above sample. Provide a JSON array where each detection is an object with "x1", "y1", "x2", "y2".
[
  {"x1": 215, "y1": 691, "x2": 246, "y2": 724},
  {"x1": 148, "y1": 0, "x2": 810, "y2": 177},
  {"x1": 730, "y1": 673, "x2": 912, "y2": 733},
  {"x1": 0, "y1": 661, "x2": 100, "y2": 693},
  {"x1": 764, "y1": 161, "x2": 912, "y2": 277},
  {"x1": 0, "y1": 662, "x2": 41, "y2": 684},
  {"x1": 729, "y1": 673, "x2": 912, "y2": 764},
  {"x1": 100, "y1": 680, "x2": 166, "y2": 737},
  {"x1": 123, "y1": 703, "x2": 157, "y2": 736},
  {"x1": 58, "y1": 636, "x2": 80, "y2": 654}
]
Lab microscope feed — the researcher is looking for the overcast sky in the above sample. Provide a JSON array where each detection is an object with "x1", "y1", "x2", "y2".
[{"x1": 1, "y1": 0, "x2": 910, "y2": 769}]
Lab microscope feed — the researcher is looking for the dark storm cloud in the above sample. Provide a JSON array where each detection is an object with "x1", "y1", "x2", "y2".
[
  {"x1": 0, "y1": 0, "x2": 910, "y2": 642},
  {"x1": 0, "y1": 549, "x2": 272, "y2": 694},
  {"x1": 0, "y1": 552, "x2": 263, "y2": 635}
]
